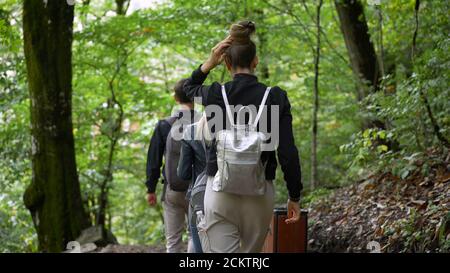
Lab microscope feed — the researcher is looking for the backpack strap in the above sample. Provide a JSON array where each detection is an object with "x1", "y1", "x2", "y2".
[
  {"x1": 221, "y1": 85, "x2": 235, "y2": 126},
  {"x1": 253, "y1": 87, "x2": 271, "y2": 127},
  {"x1": 162, "y1": 115, "x2": 182, "y2": 150},
  {"x1": 221, "y1": 85, "x2": 271, "y2": 127},
  {"x1": 162, "y1": 115, "x2": 178, "y2": 127},
  {"x1": 199, "y1": 122, "x2": 207, "y2": 154}
]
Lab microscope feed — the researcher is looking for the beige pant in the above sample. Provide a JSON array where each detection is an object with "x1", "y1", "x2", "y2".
[
  {"x1": 198, "y1": 177, "x2": 274, "y2": 253},
  {"x1": 162, "y1": 185, "x2": 194, "y2": 253}
]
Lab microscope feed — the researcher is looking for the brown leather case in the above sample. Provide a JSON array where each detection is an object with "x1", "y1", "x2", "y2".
[{"x1": 262, "y1": 208, "x2": 308, "y2": 253}]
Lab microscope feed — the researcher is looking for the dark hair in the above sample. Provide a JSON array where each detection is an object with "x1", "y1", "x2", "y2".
[
  {"x1": 173, "y1": 79, "x2": 192, "y2": 104},
  {"x1": 225, "y1": 21, "x2": 256, "y2": 69}
]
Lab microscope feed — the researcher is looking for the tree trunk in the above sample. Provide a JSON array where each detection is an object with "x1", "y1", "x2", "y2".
[
  {"x1": 335, "y1": 0, "x2": 384, "y2": 129},
  {"x1": 22, "y1": 0, "x2": 89, "y2": 252},
  {"x1": 115, "y1": 0, "x2": 129, "y2": 15},
  {"x1": 311, "y1": 0, "x2": 323, "y2": 190},
  {"x1": 255, "y1": 9, "x2": 270, "y2": 80},
  {"x1": 376, "y1": 5, "x2": 385, "y2": 78}
]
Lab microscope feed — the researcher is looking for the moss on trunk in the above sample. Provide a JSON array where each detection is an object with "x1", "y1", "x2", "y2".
[{"x1": 23, "y1": 0, "x2": 89, "y2": 252}]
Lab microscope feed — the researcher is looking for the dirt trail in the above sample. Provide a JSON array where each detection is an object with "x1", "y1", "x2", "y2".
[{"x1": 93, "y1": 244, "x2": 166, "y2": 253}]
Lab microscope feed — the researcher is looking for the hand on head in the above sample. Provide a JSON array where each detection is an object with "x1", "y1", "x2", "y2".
[
  {"x1": 202, "y1": 21, "x2": 257, "y2": 74},
  {"x1": 201, "y1": 36, "x2": 233, "y2": 73}
]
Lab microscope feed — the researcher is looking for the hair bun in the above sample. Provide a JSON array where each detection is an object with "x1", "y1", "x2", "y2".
[{"x1": 230, "y1": 20, "x2": 256, "y2": 44}]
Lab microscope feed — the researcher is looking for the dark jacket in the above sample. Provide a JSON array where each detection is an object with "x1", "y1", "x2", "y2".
[
  {"x1": 145, "y1": 109, "x2": 197, "y2": 193},
  {"x1": 183, "y1": 65, "x2": 303, "y2": 201},
  {"x1": 177, "y1": 123, "x2": 207, "y2": 199}
]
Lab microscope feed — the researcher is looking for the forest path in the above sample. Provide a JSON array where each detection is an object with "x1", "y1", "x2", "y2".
[
  {"x1": 91, "y1": 150, "x2": 450, "y2": 253},
  {"x1": 94, "y1": 244, "x2": 166, "y2": 253}
]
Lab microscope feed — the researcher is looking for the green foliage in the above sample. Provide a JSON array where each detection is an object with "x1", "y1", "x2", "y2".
[
  {"x1": 339, "y1": 1, "x2": 449, "y2": 181},
  {"x1": 301, "y1": 188, "x2": 333, "y2": 206},
  {"x1": 0, "y1": 184, "x2": 37, "y2": 253},
  {"x1": 0, "y1": 0, "x2": 448, "y2": 252},
  {"x1": 0, "y1": 0, "x2": 36, "y2": 252}
]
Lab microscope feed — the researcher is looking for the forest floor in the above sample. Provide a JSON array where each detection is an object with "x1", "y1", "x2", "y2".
[
  {"x1": 308, "y1": 149, "x2": 450, "y2": 253},
  {"x1": 93, "y1": 244, "x2": 166, "y2": 253}
]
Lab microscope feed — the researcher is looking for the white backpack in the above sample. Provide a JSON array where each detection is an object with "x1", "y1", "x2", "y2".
[{"x1": 212, "y1": 85, "x2": 271, "y2": 196}]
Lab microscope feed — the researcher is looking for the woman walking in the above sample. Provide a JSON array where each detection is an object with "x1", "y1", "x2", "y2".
[{"x1": 183, "y1": 21, "x2": 303, "y2": 253}]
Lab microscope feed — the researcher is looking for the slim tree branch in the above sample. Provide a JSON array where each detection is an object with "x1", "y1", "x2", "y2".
[
  {"x1": 311, "y1": 0, "x2": 323, "y2": 190},
  {"x1": 376, "y1": 5, "x2": 385, "y2": 78}
]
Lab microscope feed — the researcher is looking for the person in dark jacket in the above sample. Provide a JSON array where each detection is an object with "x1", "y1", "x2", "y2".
[
  {"x1": 183, "y1": 21, "x2": 303, "y2": 253},
  {"x1": 145, "y1": 79, "x2": 199, "y2": 253}
]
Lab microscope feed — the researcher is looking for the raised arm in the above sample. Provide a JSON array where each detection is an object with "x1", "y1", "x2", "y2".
[
  {"x1": 183, "y1": 66, "x2": 212, "y2": 106},
  {"x1": 183, "y1": 36, "x2": 233, "y2": 105}
]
